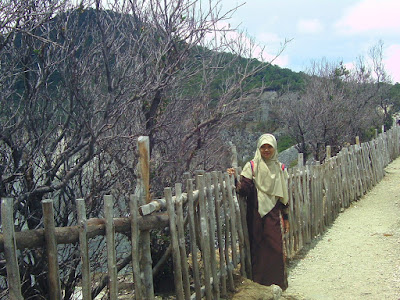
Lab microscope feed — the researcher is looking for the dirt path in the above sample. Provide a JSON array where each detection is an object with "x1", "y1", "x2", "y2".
[{"x1": 282, "y1": 156, "x2": 400, "y2": 300}]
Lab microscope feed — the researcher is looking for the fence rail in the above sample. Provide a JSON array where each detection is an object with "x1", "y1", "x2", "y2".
[{"x1": 0, "y1": 126, "x2": 399, "y2": 299}]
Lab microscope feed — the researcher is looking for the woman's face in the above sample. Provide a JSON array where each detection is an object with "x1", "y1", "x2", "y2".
[{"x1": 260, "y1": 143, "x2": 275, "y2": 160}]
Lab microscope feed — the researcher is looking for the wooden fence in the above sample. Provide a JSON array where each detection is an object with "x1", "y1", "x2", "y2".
[
  {"x1": 0, "y1": 126, "x2": 400, "y2": 299},
  {"x1": 284, "y1": 125, "x2": 400, "y2": 257}
]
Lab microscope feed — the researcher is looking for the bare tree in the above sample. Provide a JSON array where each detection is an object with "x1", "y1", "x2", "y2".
[
  {"x1": 273, "y1": 48, "x2": 390, "y2": 163},
  {"x1": 0, "y1": 0, "x2": 287, "y2": 298}
]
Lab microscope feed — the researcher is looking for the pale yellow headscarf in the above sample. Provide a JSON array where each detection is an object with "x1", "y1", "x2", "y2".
[{"x1": 241, "y1": 134, "x2": 289, "y2": 217}]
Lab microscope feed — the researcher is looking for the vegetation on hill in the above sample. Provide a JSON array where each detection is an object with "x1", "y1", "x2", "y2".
[
  {"x1": 0, "y1": 1, "x2": 398, "y2": 299},
  {"x1": 0, "y1": 1, "x2": 298, "y2": 298}
]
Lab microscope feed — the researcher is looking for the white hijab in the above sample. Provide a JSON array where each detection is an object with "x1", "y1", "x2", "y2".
[{"x1": 241, "y1": 134, "x2": 289, "y2": 217}]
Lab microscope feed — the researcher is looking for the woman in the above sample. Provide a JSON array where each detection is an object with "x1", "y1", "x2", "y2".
[{"x1": 228, "y1": 133, "x2": 289, "y2": 290}]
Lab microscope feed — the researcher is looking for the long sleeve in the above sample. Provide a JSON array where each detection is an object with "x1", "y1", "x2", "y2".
[{"x1": 236, "y1": 176, "x2": 255, "y2": 198}]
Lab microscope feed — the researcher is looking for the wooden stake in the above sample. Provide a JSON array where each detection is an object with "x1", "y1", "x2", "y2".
[
  {"x1": 76, "y1": 198, "x2": 92, "y2": 300},
  {"x1": 1, "y1": 198, "x2": 23, "y2": 300},
  {"x1": 42, "y1": 199, "x2": 62, "y2": 300}
]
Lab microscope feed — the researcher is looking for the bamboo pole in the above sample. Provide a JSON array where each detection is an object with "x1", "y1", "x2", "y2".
[
  {"x1": 1, "y1": 198, "x2": 23, "y2": 300},
  {"x1": 42, "y1": 199, "x2": 62, "y2": 300},
  {"x1": 76, "y1": 198, "x2": 92, "y2": 300}
]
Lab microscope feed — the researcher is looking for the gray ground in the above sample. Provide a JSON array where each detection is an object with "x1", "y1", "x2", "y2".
[{"x1": 282, "y1": 156, "x2": 400, "y2": 300}]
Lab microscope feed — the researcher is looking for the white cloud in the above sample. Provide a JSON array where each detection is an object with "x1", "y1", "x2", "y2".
[
  {"x1": 203, "y1": 21, "x2": 290, "y2": 67},
  {"x1": 335, "y1": 0, "x2": 400, "y2": 34},
  {"x1": 257, "y1": 32, "x2": 282, "y2": 45},
  {"x1": 297, "y1": 19, "x2": 324, "y2": 34},
  {"x1": 341, "y1": 44, "x2": 400, "y2": 83},
  {"x1": 257, "y1": 48, "x2": 290, "y2": 67},
  {"x1": 384, "y1": 44, "x2": 400, "y2": 83}
]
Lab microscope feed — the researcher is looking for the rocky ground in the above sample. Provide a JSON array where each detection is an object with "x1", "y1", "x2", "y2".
[{"x1": 231, "y1": 156, "x2": 400, "y2": 300}]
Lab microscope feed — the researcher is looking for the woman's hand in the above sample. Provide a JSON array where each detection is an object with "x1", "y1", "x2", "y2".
[{"x1": 227, "y1": 168, "x2": 236, "y2": 176}]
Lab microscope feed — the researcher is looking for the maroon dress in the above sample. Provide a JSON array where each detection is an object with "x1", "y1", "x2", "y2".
[{"x1": 237, "y1": 176, "x2": 288, "y2": 290}]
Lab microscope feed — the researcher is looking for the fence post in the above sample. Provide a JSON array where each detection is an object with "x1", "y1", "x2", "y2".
[
  {"x1": 230, "y1": 142, "x2": 238, "y2": 168},
  {"x1": 212, "y1": 171, "x2": 228, "y2": 296},
  {"x1": 224, "y1": 173, "x2": 238, "y2": 266},
  {"x1": 165, "y1": 187, "x2": 185, "y2": 300},
  {"x1": 185, "y1": 175, "x2": 202, "y2": 299},
  {"x1": 196, "y1": 174, "x2": 213, "y2": 300},
  {"x1": 1, "y1": 197, "x2": 23, "y2": 300},
  {"x1": 76, "y1": 198, "x2": 92, "y2": 300},
  {"x1": 298, "y1": 153, "x2": 304, "y2": 168},
  {"x1": 129, "y1": 194, "x2": 143, "y2": 300},
  {"x1": 104, "y1": 195, "x2": 118, "y2": 299},
  {"x1": 42, "y1": 199, "x2": 62, "y2": 300},
  {"x1": 326, "y1": 145, "x2": 331, "y2": 160},
  {"x1": 356, "y1": 136, "x2": 360, "y2": 146},
  {"x1": 218, "y1": 172, "x2": 235, "y2": 291},
  {"x1": 175, "y1": 183, "x2": 191, "y2": 300},
  {"x1": 137, "y1": 136, "x2": 154, "y2": 299}
]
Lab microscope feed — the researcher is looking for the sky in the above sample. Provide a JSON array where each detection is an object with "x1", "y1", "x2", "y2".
[{"x1": 217, "y1": 0, "x2": 400, "y2": 83}]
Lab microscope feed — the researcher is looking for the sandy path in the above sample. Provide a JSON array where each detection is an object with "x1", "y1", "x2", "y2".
[{"x1": 283, "y1": 156, "x2": 400, "y2": 300}]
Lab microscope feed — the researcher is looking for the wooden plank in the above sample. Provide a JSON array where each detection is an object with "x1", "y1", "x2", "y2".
[
  {"x1": 42, "y1": 199, "x2": 62, "y2": 300},
  {"x1": 104, "y1": 195, "x2": 118, "y2": 300},
  {"x1": 0, "y1": 214, "x2": 170, "y2": 252},
  {"x1": 139, "y1": 189, "x2": 200, "y2": 216},
  {"x1": 76, "y1": 198, "x2": 92, "y2": 300},
  {"x1": 1, "y1": 198, "x2": 23, "y2": 300}
]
